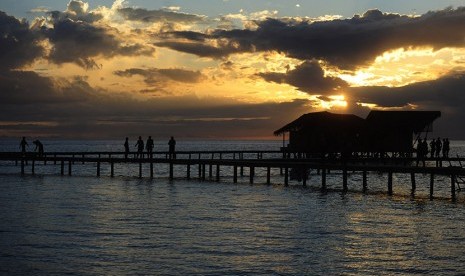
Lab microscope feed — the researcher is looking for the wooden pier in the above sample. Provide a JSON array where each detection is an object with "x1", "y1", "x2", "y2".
[{"x1": 1, "y1": 151, "x2": 465, "y2": 200}]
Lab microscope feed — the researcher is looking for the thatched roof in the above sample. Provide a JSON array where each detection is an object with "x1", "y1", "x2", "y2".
[
  {"x1": 366, "y1": 111, "x2": 441, "y2": 133},
  {"x1": 274, "y1": 111, "x2": 365, "y2": 135}
]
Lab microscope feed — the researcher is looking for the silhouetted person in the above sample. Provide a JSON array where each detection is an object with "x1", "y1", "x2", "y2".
[
  {"x1": 430, "y1": 139, "x2": 436, "y2": 158},
  {"x1": 168, "y1": 136, "x2": 176, "y2": 159},
  {"x1": 146, "y1": 136, "x2": 154, "y2": 157},
  {"x1": 33, "y1": 140, "x2": 44, "y2": 157},
  {"x1": 135, "y1": 136, "x2": 144, "y2": 158},
  {"x1": 19, "y1": 137, "x2": 28, "y2": 155},
  {"x1": 124, "y1": 137, "x2": 129, "y2": 159},
  {"x1": 435, "y1": 137, "x2": 442, "y2": 158},
  {"x1": 443, "y1": 138, "x2": 450, "y2": 158},
  {"x1": 416, "y1": 138, "x2": 427, "y2": 167}
]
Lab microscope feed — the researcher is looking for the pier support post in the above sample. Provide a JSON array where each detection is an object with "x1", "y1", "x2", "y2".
[
  {"x1": 169, "y1": 162, "x2": 174, "y2": 180},
  {"x1": 97, "y1": 162, "x2": 100, "y2": 177},
  {"x1": 111, "y1": 162, "x2": 114, "y2": 177},
  {"x1": 342, "y1": 168, "x2": 348, "y2": 192},
  {"x1": 430, "y1": 173, "x2": 434, "y2": 200},
  {"x1": 61, "y1": 161, "x2": 64, "y2": 175},
  {"x1": 21, "y1": 159, "x2": 25, "y2": 175},
  {"x1": 233, "y1": 166, "x2": 238, "y2": 183},
  {"x1": 451, "y1": 174, "x2": 456, "y2": 201},
  {"x1": 68, "y1": 161, "x2": 72, "y2": 176},
  {"x1": 32, "y1": 159, "x2": 35, "y2": 175},
  {"x1": 362, "y1": 171, "x2": 367, "y2": 193},
  {"x1": 216, "y1": 165, "x2": 220, "y2": 182},
  {"x1": 284, "y1": 167, "x2": 289, "y2": 186},
  {"x1": 240, "y1": 166, "x2": 244, "y2": 176},
  {"x1": 302, "y1": 168, "x2": 307, "y2": 187},
  {"x1": 187, "y1": 164, "x2": 190, "y2": 179},
  {"x1": 150, "y1": 162, "x2": 153, "y2": 179},
  {"x1": 198, "y1": 164, "x2": 201, "y2": 179},
  {"x1": 410, "y1": 172, "x2": 416, "y2": 194},
  {"x1": 322, "y1": 168, "x2": 327, "y2": 191},
  {"x1": 266, "y1": 167, "x2": 271, "y2": 185},
  {"x1": 249, "y1": 166, "x2": 254, "y2": 184},
  {"x1": 202, "y1": 164, "x2": 206, "y2": 180},
  {"x1": 388, "y1": 171, "x2": 393, "y2": 196}
]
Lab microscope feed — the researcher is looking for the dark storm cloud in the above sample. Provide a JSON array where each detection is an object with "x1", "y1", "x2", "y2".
[
  {"x1": 159, "y1": 7, "x2": 465, "y2": 69},
  {"x1": 114, "y1": 68, "x2": 204, "y2": 84},
  {"x1": 258, "y1": 60, "x2": 347, "y2": 94},
  {"x1": 0, "y1": 11, "x2": 44, "y2": 71},
  {"x1": 118, "y1": 7, "x2": 206, "y2": 23}
]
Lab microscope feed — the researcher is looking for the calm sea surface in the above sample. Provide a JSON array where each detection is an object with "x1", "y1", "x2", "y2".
[{"x1": 2, "y1": 140, "x2": 465, "y2": 275}]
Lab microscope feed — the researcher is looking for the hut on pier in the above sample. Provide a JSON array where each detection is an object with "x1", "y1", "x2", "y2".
[{"x1": 274, "y1": 110, "x2": 441, "y2": 156}]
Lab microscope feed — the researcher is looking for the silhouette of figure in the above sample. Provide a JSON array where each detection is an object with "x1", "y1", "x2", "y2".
[
  {"x1": 435, "y1": 137, "x2": 442, "y2": 158},
  {"x1": 135, "y1": 136, "x2": 144, "y2": 158},
  {"x1": 443, "y1": 138, "x2": 450, "y2": 158},
  {"x1": 33, "y1": 140, "x2": 44, "y2": 157},
  {"x1": 19, "y1": 137, "x2": 28, "y2": 155},
  {"x1": 146, "y1": 136, "x2": 154, "y2": 157},
  {"x1": 416, "y1": 138, "x2": 427, "y2": 167},
  {"x1": 124, "y1": 137, "x2": 129, "y2": 159},
  {"x1": 430, "y1": 139, "x2": 436, "y2": 158},
  {"x1": 168, "y1": 136, "x2": 176, "y2": 159}
]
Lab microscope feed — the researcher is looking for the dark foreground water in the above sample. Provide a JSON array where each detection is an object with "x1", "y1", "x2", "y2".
[{"x1": 2, "y1": 140, "x2": 465, "y2": 275}]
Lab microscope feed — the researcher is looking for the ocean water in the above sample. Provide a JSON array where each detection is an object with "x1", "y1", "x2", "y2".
[{"x1": 2, "y1": 140, "x2": 465, "y2": 275}]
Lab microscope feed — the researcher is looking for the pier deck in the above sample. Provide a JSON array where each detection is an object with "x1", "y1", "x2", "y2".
[{"x1": 1, "y1": 151, "x2": 465, "y2": 200}]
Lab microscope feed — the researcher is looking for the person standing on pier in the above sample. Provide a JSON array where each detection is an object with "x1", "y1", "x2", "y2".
[
  {"x1": 435, "y1": 137, "x2": 442, "y2": 158},
  {"x1": 124, "y1": 137, "x2": 129, "y2": 159},
  {"x1": 168, "y1": 136, "x2": 176, "y2": 159},
  {"x1": 146, "y1": 136, "x2": 154, "y2": 158},
  {"x1": 135, "y1": 136, "x2": 144, "y2": 158},
  {"x1": 430, "y1": 139, "x2": 436, "y2": 158},
  {"x1": 19, "y1": 137, "x2": 28, "y2": 155},
  {"x1": 443, "y1": 138, "x2": 450, "y2": 158},
  {"x1": 33, "y1": 140, "x2": 44, "y2": 157}
]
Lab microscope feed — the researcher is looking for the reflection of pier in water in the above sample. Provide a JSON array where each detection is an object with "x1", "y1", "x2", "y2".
[{"x1": 1, "y1": 150, "x2": 465, "y2": 201}]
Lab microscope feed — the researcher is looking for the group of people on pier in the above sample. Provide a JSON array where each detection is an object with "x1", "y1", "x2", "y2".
[
  {"x1": 19, "y1": 137, "x2": 44, "y2": 157},
  {"x1": 124, "y1": 136, "x2": 176, "y2": 159},
  {"x1": 416, "y1": 137, "x2": 450, "y2": 160}
]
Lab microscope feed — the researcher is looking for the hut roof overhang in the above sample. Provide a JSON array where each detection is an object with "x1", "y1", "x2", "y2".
[
  {"x1": 273, "y1": 111, "x2": 365, "y2": 136},
  {"x1": 366, "y1": 111, "x2": 441, "y2": 133}
]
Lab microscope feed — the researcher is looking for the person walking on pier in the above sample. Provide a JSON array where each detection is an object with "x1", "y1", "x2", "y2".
[
  {"x1": 135, "y1": 136, "x2": 144, "y2": 158},
  {"x1": 33, "y1": 140, "x2": 44, "y2": 157},
  {"x1": 146, "y1": 136, "x2": 154, "y2": 158},
  {"x1": 19, "y1": 137, "x2": 28, "y2": 156},
  {"x1": 124, "y1": 137, "x2": 129, "y2": 159},
  {"x1": 168, "y1": 136, "x2": 176, "y2": 159}
]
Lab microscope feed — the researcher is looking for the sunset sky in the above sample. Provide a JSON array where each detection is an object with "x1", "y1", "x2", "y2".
[{"x1": 1, "y1": 0, "x2": 465, "y2": 139}]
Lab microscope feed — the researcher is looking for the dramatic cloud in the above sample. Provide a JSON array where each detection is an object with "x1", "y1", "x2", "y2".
[
  {"x1": 258, "y1": 60, "x2": 347, "y2": 94},
  {"x1": 0, "y1": 11, "x2": 44, "y2": 71},
  {"x1": 118, "y1": 7, "x2": 206, "y2": 23},
  {"x1": 350, "y1": 72, "x2": 465, "y2": 108},
  {"x1": 159, "y1": 7, "x2": 465, "y2": 69},
  {"x1": 44, "y1": 17, "x2": 154, "y2": 69},
  {"x1": 114, "y1": 68, "x2": 204, "y2": 84},
  {"x1": 0, "y1": 70, "x2": 311, "y2": 138}
]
